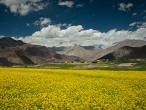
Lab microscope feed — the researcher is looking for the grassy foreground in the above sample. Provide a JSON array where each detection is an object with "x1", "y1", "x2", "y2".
[{"x1": 0, "y1": 68, "x2": 146, "y2": 110}]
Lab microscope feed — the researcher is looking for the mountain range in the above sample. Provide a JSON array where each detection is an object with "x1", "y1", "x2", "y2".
[
  {"x1": 0, "y1": 38, "x2": 84, "y2": 66},
  {"x1": 53, "y1": 39, "x2": 146, "y2": 61},
  {"x1": 0, "y1": 37, "x2": 146, "y2": 66}
]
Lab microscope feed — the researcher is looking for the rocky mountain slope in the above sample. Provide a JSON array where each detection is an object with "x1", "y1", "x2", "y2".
[
  {"x1": 54, "y1": 45, "x2": 102, "y2": 61},
  {"x1": 52, "y1": 39, "x2": 146, "y2": 61},
  {"x1": 0, "y1": 38, "x2": 84, "y2": 66},
  {"x1": 99, "y1": 46, "x2": 146, "y2": 60},
  {"x1": 91, "y1": 39, "x2": 146, "y2": 61}
]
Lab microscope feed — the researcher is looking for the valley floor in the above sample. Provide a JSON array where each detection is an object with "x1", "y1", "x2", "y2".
[{"x1": 0, "y1": 68, "x2": 146, "y2": 109}]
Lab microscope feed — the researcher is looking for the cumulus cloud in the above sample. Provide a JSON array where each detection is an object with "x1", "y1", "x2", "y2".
[
  {"x1": 0, "y1": 0, "x2": 48, "y2": 16},
  {"x1": 14, "y1": 24, "x2": 146, "y2": 48},
  {"x1": 33, "y1": 17, "x2": 52, "y2": 27},
  {"x1": 58, "y1": 0, "x2": 74, "y2": 8},
  {"x1": 118, "y1": 3, "x2": 133, "y2": 12}
]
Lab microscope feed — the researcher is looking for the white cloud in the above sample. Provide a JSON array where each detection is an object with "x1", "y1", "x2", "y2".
[
  {"x1": 76, "y1": 3, "x2": 84, "y2": 8},
  {"x1": 58, "y1": 0, "x2": 74, "y2": 8},
  {"x1": 118, "y1": 3, "x2": 133, "y2": 12},
  {"x1": 139, "y1": 22, "x2": 146, "y2": 28},
  {"x1": 33, "y1": 17, "x2": 52, "y2": 27},
  {"x1": 0, "y1": 0, "x2": 48, "y2": 16},
  {"x1": 14, "y1": 23, "x2": 146, "y2": 48}
]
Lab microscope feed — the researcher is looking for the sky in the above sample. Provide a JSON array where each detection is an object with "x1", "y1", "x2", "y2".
[{"x1": 0, "y1": 0, "x2": 146, "y2": 48}]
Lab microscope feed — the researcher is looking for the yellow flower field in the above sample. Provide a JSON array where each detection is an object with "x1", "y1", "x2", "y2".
[{"x1": 0, "y1": 68, "x2": 146, "y2": 110}]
